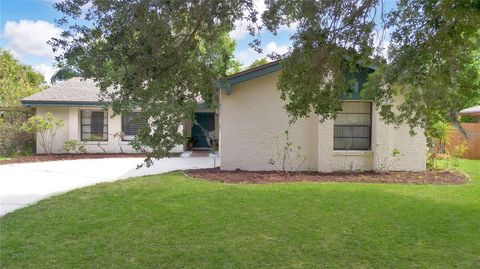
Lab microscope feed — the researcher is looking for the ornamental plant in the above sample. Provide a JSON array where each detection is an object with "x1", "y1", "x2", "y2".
[{"x1": 22, "y1": 112, "x2": 63, "y2": 155}]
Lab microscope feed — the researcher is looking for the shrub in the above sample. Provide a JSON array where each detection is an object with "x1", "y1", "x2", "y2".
[
  {"x1": 376, "y1": 148, "x2": 401, "y2": 172},
  {"x1": 447, "y1": 142, "x2": 469, "y2": 167},
  {"x1": 0, "y1": 121, "x2": 34, "y2": 156},
  {"x1": 87, "y1": 135, "x2": 107, "y2": 154},
  {"x1": 63, "y1": 140, "x2": 87, "y2": 154},
  {"x1": 0, "y1": 110, "x2": 34, "y2": 156},
  {"x1": 22, "y1": 113, "x2": 63, "y2": 154},
  {"x1": 268, "y1": 130, "x2": 307, "y2": 175}
]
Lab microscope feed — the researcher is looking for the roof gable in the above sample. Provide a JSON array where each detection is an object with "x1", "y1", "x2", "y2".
[{"x1": 222, "y1": 60, "x2": 375, "y2": 99}]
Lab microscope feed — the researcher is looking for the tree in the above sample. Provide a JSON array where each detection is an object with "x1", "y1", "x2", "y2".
[
  {"x1": 50, "y1": 64, "x2": 81, "y2": 84},
  {"x1": 52, "y1": 0, "x2": 480, "y2": 163},
  {"x1": 262, "y1": 0, "x2": 480, "y2": 134},
  {"x1": 51, "y1": 0, "x2": 257, "y2": 165},
  {"x1": 247, "y1": 58, "x2": 269, "y2": 69},
  {"x1": 0, "y1": 49, "x2": 45, "y2": 107}
]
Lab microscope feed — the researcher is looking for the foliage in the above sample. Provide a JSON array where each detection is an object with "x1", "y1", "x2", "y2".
[
  {"x1": 447, "y1": 141, "x2": 469, "y2": 167},
  {"x1": 63, "y1": 140, "x2": 87, "y2": 154},
  {"x1": 0, "y1": 110, "x2": 34, "y2": 156},
  {"x1": 51, "y1": 0, "x2": 256, "y2": 165},
  {"x1": 1, "y1": 160, "x2": 480, "y2": 268},
  {"x1": 50, "y1": 63, "x2": 81, "y2": 84},
  {"x1": 113, "y1": 132, "x2": 125, "y2": 154},
  {"x1": 427, "y1": 121, "x2": 452, "y2": 153},
  {"x1": 0, "y1": 49, "x2": 45, "y2": 107},
  {"x1": 22, "y1": 113, "x2": 64, "y2": 155},
  {"x1": 52, "y1": 0, "x2": 480, "y2": 163},
  {"x1": 460, "y1": 115, "x2": 480, "y2": 123},
  {"x1": 428, "y1": 141, "x2": 469, "y2": 170},
  {"x1": 87, "y1": 135, "x2": 107, "y2": 154},
  {"x1": 262, "y1": 1, "x2": 480, "y2": 132},
  {"x1": 268, "y1": 130, "x2": 307, "y2": 175},
  {"x1": 376, "y1": 148, "x2": 401, "y2": 172},
  {"x1": 192, "y1": 119, "x2": 217, "y2": 150},
  {"x1": 247, "y1": 58, "x2": 269, "y2": 69}
]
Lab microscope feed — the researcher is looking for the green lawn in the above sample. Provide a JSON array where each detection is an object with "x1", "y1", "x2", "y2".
[{"x1": 1, "y1": 160, "x2": 479, "y2": 268}]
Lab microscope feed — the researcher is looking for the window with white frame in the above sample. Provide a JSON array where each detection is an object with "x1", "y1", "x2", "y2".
[
  {"x1": 334, "y1": 102, "x2": 371, "y2": 150},
  {"x1": 81, "y1": 110, "x2": 108, "y2": 141},
  {"x1": 121, "y1": 112, "x2": 146, "y2": 141}
]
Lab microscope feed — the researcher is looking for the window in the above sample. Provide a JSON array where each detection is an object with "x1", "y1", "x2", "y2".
[
  {"x1": 81, "y1": 110, "x2": 108, "y2": 141},
  {"x1": 334, "y1": 102, "x2": 371, "y2": 150},
  {"x1": 121, "y1": 112, "x2": 146, "y2": 141}
]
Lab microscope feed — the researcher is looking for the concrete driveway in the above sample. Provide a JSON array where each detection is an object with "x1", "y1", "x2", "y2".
[{"x1": 0, "y1": 156, "x2": 218, "y2": 216}]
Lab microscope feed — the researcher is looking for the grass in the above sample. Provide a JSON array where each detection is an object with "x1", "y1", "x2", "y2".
[{"x1": 1, "y1": 160, "x2": 479, "y2": 268}]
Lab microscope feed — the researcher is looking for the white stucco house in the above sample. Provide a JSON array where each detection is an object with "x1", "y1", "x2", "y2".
[
  {"x1": 21, "y1": 78, "x2": 219, "y2": 154},
  {"x1": 218, "y1": 61, "x2": 426, "y2": 172},
  {"x1": 22, "y1": 61, "x2": 426, "y2": 171}
]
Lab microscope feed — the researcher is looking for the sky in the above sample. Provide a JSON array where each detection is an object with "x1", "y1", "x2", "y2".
[{"x1": 0, "y1": 0, "x2": 395, "y2": 83}]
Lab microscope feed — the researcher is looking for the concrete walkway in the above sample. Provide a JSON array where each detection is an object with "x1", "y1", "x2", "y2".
[{"x1": 0, "y1": 156, "x2": 219, "y2": 216}]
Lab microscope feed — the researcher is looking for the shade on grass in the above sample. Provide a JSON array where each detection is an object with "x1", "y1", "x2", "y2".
[{"x1": 1, "y1": 160, "x2": 479, "y2": 268}]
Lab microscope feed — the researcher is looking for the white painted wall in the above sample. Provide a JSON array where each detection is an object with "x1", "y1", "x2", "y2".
[
  {"x1": 220, "y1": 71, "x2": 426, "y2": 172},
  {"x1": 219, "y1": 72, "x2": 318, "y2": 171},
  {"x1": 35, "y1": 107, "x2": 184, "y2": 154}
]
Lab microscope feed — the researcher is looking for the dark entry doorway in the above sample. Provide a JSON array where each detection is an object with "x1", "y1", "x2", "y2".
[{"x1": 192, "y1": 112, "x2": 215, "y2": 148}]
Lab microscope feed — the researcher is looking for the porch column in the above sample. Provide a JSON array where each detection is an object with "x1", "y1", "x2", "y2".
[{"x1": 68, "y1": 107, "x2": 80, "y2": 140}]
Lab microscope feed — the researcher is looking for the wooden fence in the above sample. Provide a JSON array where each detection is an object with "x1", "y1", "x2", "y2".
[{"x1": 445, "y1": 123, "x2": 480, "y2": 159}]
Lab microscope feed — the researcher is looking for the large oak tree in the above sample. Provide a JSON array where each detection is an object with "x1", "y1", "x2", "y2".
[{"x1": 52, "y1": 0, "x2": 480, "y2": 163}]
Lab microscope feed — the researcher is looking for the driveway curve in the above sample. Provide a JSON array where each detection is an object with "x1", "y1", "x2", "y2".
[{"x1": 0, "y1": 156, "x2": 218, "y2": 216}]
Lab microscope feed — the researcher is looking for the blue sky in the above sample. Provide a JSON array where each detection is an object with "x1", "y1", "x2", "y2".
[{"x1": 0, "y1": 0, "x2": 395, "y2": 82}]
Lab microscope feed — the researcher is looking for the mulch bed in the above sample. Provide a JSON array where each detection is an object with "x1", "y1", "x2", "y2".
[
  {"x1": 186, "y1": 168, "x2": 469, "y2": 185},
  {"x1": 0, "y1": 153, "x2": 151, "y2": 164}
]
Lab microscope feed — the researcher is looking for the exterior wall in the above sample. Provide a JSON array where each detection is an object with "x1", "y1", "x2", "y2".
[
  {"x1": 333, "y1": 151, "x2": 373, "y2": 171},
  {"x1": 35, "y1": 107, "x2": 70, "y2": 154},
  {"x1": 220, "y1": 72, "x2": 318, "y2": 171},
  {"x1": 371, "y1": 100, "x2": 426, "y2": 171},
  {"x1": 220, "y1": 71, "x2": 426, "y2": 171},
  {"x1": 35, "y1": 106, "x2": 184, "y2": 154}
]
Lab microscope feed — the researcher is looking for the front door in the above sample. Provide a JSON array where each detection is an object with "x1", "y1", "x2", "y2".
[{"x1": 192, "y1": 112, "x2": 215, "y2": 148}]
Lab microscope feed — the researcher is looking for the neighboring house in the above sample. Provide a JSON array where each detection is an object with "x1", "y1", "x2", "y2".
[
  {"x1": 459, "y1": 105, "x2": 480, "y2": 118},
  {"x1": 219, "y1": 61, "x2": 426, "y2": 171},
  {"x1": 21, "y1": 78, "x2": 218, "y2": 154}
]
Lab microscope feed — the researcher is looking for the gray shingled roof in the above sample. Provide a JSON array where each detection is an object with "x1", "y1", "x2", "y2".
[{"x1": 21, "y1": 77, "x2": 103, "y2": 105}]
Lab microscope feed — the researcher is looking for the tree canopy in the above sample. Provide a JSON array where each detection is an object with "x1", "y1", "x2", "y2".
[
  {"x1": 0, "y1": 49, "x2": 45, "y2": 107},
  {"x1": 247, "y1": 58, "x2": 269, "y2": 69},
  {"x1": 52, "y1": 0, "x2": 480, "y2": 162},
  {"x1": 50, "y1": 64, "x2": 81, "y2": 84}
]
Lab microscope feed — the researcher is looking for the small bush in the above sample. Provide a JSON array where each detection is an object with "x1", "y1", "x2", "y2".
[
  {"x1": 63, "y1": 140, "x2": 87, "y2": 154},
  {"x1": 0, "y1": 110, "x2": 34, "y2": 156},
  {"x1": 435, "y1": 153, "x2": 451, "y2": 160},
  {"x1": 0, "y1": 122, "x2": 34, "y2": 156},
  {"x1": 22, "y1": 113, "x2": 63, "y2": 154}
]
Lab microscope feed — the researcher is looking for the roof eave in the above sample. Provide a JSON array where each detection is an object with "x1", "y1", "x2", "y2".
[{"x1": 21, "y1": 100, "x2": 107, "y2": 107}]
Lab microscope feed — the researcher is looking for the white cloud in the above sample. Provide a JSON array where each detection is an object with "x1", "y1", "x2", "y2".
[
  {"x1": 34, "y1": 63, "x2": 59, "y2": 84},
  {"x1": 264, "y1": 41, "x2": 289, "y2": 55},
  {"x1": 2, "y1": 20, "x2": 62, "y2": 59},
  {"x1": 235, "y1": 47, "x2": 260, "y2": 66},
  {"x1": 235, "y1": 41, "x2": 290, "y2": 66},
  {"x1": 229, "y1": 0, "x2": 297, "y2": 40}
]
